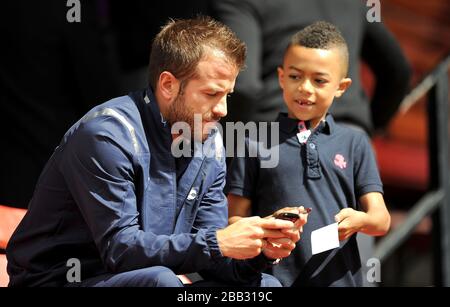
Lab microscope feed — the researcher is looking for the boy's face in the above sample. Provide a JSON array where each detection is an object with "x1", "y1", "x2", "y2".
[{"x1": 278, "y1": 45, "x2": 351, "y2": 128}]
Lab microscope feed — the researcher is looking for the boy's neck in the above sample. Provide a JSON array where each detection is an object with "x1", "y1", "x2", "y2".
[
  {"x1": 298, "y1": 120, "x2": 310, "y2": 131},
  {"x1": 309, "y1": 117, "x2": 327, "y2": 130},
  {"x1": 287, "y1": 113, "x2": 326, "y2": 130},
  {"x1": 298, "y1": 119, "x2": 325, "y2": 131}
]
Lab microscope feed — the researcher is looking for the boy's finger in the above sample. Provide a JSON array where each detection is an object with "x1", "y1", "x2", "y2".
[
  {"x1": 335, "y1": 211, "x2": 349, "y2": 223},
  {"x1": 337, "y1": 220, "x2": 349, "y2": 230},
  {"x1": 335, "y1": 208, "x2": 355, "y2": 223}
]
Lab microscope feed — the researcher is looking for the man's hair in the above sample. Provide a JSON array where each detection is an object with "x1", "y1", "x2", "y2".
[
  {"x1": 148, "y1": 16, "x2": 246, "y2": 90},
  {"x1": 287, "y1": 21, "x2": 349, "y2": 76}
]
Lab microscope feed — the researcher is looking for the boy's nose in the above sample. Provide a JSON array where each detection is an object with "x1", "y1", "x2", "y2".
[{"x1": 298, "y1": 79, "x2": 313, "y2": 94}]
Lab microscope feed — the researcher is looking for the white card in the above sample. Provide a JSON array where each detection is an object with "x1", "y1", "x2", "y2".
[{"x1": 311, "y1": 222, "x2": 340, "y2": 255}]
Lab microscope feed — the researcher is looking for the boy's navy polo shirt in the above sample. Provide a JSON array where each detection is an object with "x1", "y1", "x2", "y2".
[{"x1": 226, "y1": 113, "x2": 383, "y2": 287}]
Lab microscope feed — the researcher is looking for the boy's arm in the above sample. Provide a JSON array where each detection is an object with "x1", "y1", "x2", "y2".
[
  {"x1": 335, "y1": 192, "x2": 391, "y2": 241},
  {"x1": 359, "y1": 192, "x2": 391, "y2": 236},
  {"x1": 228, "y1": 194, "x2": 252, "y2": 224}
]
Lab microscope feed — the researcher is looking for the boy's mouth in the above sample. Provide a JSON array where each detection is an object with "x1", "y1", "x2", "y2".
[{"x1": 295, "y1": 99, "x2": 315, "y2": 106}]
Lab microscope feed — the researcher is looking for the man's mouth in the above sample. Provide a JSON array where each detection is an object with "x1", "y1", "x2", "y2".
[{"x1": 203, "y1": 120, "x2": 219, "y2": 125}]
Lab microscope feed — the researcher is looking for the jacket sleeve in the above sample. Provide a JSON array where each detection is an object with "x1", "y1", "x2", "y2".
[
  {"x1": 58, "y1": 117, "x2": 224, "y2": 274},
  {"x1": 191, "y1": 152, "x2": 272, "y2": 284}
]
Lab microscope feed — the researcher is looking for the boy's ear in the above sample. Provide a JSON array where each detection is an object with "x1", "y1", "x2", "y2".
[
  {"x1": 335, "y1": 77, "x2": 352, "y2": 98},
  {"x1": 277, "y1": 66, "x2": 285, "y2": 90},
  {"x1": 157, "y1": 71, "x2": 181, "y2": 102}
]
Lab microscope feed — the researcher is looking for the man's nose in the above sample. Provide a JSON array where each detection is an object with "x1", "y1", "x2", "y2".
[{"x1": 212, "y1": 97, "x2": 227, "y2": 118}]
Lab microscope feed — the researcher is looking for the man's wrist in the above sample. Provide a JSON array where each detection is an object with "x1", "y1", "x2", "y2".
[
  {"x1": 206, "y1": 228, "x2": 225, "y2": 261},
  {"x1": 261, "y1": 252, "x2": 281, "y2": 265}
]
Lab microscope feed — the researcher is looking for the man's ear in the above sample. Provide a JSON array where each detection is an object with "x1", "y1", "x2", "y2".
[
  {"x1": 157, "y1": 71, "x2": 181, "y2": 102},
  {"x1": 277, "y1": 66, "x2": 285, "y2": 90},
  {"x1": 335, "y1": 77, "x2": 352, "y2": 98}
]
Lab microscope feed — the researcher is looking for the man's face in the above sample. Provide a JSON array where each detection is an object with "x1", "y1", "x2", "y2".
[
  {"x1": 277, "y1": 45, "x2": 350, "y2": 128},
  {"x1": 167, "y1": 51, "x2": 238, "y2": 141}
]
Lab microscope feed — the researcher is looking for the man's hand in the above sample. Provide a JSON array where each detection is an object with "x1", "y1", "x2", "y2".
[
  {"x1": 263, "y1": 206, "x2": 309, "y2": 259},
  {"x1": 216, "y1": 216, "x2": 295, "y2": 260}
]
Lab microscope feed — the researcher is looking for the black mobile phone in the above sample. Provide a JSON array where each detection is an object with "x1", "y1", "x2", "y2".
[{"x1": 274, "y1": 212, "x2": 300, "y2": 222}]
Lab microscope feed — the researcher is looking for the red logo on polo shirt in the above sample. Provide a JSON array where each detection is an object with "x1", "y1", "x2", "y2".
[{"x1": 334, "y1": 154, "x2": 347, "y2": 169}]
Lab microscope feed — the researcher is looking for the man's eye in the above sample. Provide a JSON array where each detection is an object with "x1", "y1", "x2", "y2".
[
  {"x1": 289, "y1": 75, "x2": 301, "y2": 80},
  {"x1": 315, "y1": 79, "x2": 327, "y2": 84},
  {"x1": 206, "y1": 93, "x2": 217, "y2": 97}
]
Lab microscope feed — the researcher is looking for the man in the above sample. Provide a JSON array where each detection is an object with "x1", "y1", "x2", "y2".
[{"x1": 6, "y1": 17, "x2": 304, "y2": 287}]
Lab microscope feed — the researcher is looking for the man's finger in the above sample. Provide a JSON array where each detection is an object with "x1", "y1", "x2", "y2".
[
  {"x1": 267, "y1": 237, "x2": 293, "y2": 247},
  {"x1": 261, "y1": 239, "x2": 268, "y2": 249},
  {"x1": 258, "y1": 218, "x2": 294, "y2": 229},
  {"x1": 281, "y1": 228, "x2": 301, "y2": 242},
  {"x1": 262, "y1": 228, "x2": 289, "y2": 239},
  {"x1": 266, "y1": 239, "x2": 295, "y2": 253}
]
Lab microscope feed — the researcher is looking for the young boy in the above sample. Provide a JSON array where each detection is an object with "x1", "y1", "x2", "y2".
[{"x1": 225, "y1": 21, "x2": 391, "y2": 287}]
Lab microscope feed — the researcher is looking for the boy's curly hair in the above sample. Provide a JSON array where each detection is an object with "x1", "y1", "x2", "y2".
[{"x1": 288, "y1": 21, "x2": 349, "y2": 76}]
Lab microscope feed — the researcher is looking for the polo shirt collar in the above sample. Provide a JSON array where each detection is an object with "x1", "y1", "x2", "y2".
[{"x1": 277, "y1": 113, "x2": 334, "y2": 135}]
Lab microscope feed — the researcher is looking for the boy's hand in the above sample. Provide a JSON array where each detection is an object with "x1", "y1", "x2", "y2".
[{"x1": 335, "y1": 208, "x2": 368, "y2": 241}]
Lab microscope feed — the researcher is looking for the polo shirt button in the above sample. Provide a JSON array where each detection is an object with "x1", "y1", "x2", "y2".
[{"x1": 309, "y1": 143, "x2": 316, "y2": 149}]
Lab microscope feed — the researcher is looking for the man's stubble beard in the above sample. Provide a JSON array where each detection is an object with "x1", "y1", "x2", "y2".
[{"x1": 167, "y1": 92, "x2": 212, "y2": 142}]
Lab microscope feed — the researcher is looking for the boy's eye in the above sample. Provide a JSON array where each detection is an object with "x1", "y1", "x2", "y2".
[
  {"x1": 206, "y1": 93, "x2": 218, "y2": 97},
  {"x1": 315, "y1": 79, "x2": 328, "y2": 84},
  {"x1": 289, "y1": 75, "x2": 301, "y2": 80}
]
